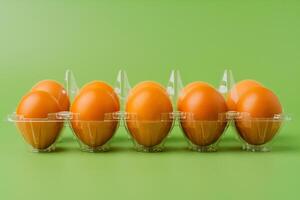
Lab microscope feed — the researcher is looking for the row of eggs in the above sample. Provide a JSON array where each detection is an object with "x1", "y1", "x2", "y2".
[{"x1": 15, "y1": 79, "x2": 283, "y2": 152}]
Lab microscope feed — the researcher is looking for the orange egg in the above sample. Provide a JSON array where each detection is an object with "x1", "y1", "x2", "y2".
[
  {"x1": 79, "y1": 80, "x2": 119, "y2": 107},
  {"x1": 125, "y1": 81, "x2": 173, "y2": 148},
  {"x1": 235, "y1": 87, "x2": 282, "y2": 145},
  {"x1": 227, "y1": 80, "x2": 263, "y2": 111},
  {"x1": 80, "y1": 81, "x2": 115, "y2": 94},
  {"x1": 31, "y1": 80, "x2": 70, "y2": 111},
  {"x1": 178, "y1": 82, "x2": 228, "y2": 147},
  {"x1": 16, "y1": 91, "x2": 63, "y2": 150},
  {"x1": 70, "y1": 87, "x2": 120, "y2": 149}
]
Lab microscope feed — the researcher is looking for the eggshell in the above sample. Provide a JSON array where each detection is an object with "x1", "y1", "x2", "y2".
[
  {"x1": 31, "y1": 80, "x2": 70, "y2": 111},
  {"x1": 16, "y1": 91, "x2": 63, "y2": 150},
  {"x1": 235, "y1": 86, "x2": 282, "y2": 145},
  {"x1": 125, "y1": 81, "x2": 173, "y2": 147},
  {"x1": 178, "y1": 82, "x2": 228, "y2": 146},
  {"x1": 80, "y1": 81, "x2": 115, "y2": 94},
  {"x1": 227, "y1": 80, "x2": 263, "y2": 111},
  {"x1": 70, "y1": 87, "x2": 120, "y2": 148}
]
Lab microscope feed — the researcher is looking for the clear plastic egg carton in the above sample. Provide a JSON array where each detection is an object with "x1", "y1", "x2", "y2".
[
  {"x1": 114, "y1": 69, "x2": 230, "y2": 152},
  {"x1": 7, "y1": 112, "x2": 65, "y2": 152},
  {"x1": 225, "y1": 71, "x2": 291, "y2": 151},
  {"x1": 7, "y1": 70, "x2": 121, "y2": 152},
  {"x1": 232, "y1": 112, "x2": 290, "y2": 152},
  {"x1": 7, "y1": 69, "x2": 290, "y2": 153},
  {"x1": 222, "y1": 70, "x2": 290, "y2": 152}
]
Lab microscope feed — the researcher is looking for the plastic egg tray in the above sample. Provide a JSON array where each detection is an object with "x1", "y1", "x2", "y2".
[{"x1": 7, "y1": 69, "x2": 290, "y2": 153}]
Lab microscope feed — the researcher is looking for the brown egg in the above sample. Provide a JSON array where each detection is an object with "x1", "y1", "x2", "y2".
[
  {"x1": 227, "y1": 80, "x2": 263, "y2": 111},
  {"x1": 125, "y1": 81, "x2": 173, "y2": 148},
  {"x1": 178, "y1": 82, "x2": 228, "y2": 147},
  {"x1": 16, "y1": 91, "x2": 63, "y2": 150},
  {"x1": 235, "y1": 86, "x2": 282, "y2": 145},
  {"x1": 70, "y1": 87, "x2": 120, "y2": 149},
  {"x1": 31, "y1": 80, "x2": 70, "y2": 111}
]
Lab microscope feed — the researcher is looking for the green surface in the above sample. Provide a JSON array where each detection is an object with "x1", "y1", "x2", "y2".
[{"x1": 1, "y1": 1, "x2": 300, "y2": 200}]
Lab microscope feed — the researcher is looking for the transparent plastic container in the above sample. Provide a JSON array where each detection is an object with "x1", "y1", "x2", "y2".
[
  {"x1": 69, "y1": 114, "x2": 119, "y2": 152},
  {"x1": 233, "y1": 112, "x2": 290, "y2": 152},
  {"x1": 178, "y1": 112, "x2": 230, "y2": 152},
  {"x1": 124, "y1": 112, "x2": 174, "y2": 152},
  {"x1": 7, "y1": 70, "x2": 122, "y2": 153},
  {"x1": 121, "y1": 69, "x2": 230, "y2": 152},
  {"x1": 7, "y1": 112, "x2": 65, "y2": 152},
  {"x1": 121, "y1": 71, "x2": 176, "y2": 152},
  {"x1": 174, "y1": 70, "x2": 233, "y2": 152},
  {"x1": 7, "y1": 68, "x2": 290, "y2": 153},
  {"x1": 64, "y1": 70, "x2": 122, "y2": 152},
  {"x1": 220, "y1": 70, "x2": 291, "y2": 152}
]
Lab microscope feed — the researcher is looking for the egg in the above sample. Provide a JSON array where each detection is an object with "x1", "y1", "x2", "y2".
[
  {"x1": 125, "y1": 81, "x2": 173, "y2": 149},
  {"x1": 80, "y1": 81, "x2": 115, "y2": 94},
  {"x1": 79, "y1": 80, "x2": 119, "y2": 105},
  {"x1": 31, "y1": 80, "x2": 70, "y2": 111},
  {"x1": 227, "y1": 80, "x2": 263, "y2": 111},
  {"x1": 178, "y1": 82, "x2": 228, "y2": 147},
  {"x1": 16, "y1": 91, "x2": 63, "y2": 150},
  {"x1": 70, "y1": 86, "x2": 120, "y2": 149},
  {"x1": 235, "y1": 86, "x2": 282, "y2": 145}
]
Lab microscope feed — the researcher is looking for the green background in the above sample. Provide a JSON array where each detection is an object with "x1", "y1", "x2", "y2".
[{"x1": 1, "y1": 1, "x2": 299, "y2": 199}]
